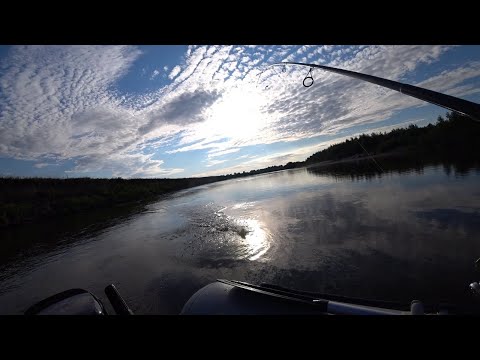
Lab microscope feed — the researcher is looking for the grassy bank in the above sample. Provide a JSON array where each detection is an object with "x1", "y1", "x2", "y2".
[{"x1": 0, "y1": 176, "x2": 230, "y2": 227}]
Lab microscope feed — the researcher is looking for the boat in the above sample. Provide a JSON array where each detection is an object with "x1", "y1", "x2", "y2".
[
  {"x1": 180, "y1": 279, "x2": 441, "y2": 315},
  {"x1": 23, "y1": 274, "x2": 480, "y2": 315}
]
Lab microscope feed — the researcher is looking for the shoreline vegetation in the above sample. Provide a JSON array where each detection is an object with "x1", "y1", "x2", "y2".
[{"x1": 1, "y1": 111, "x2": 479, "y2": 228}]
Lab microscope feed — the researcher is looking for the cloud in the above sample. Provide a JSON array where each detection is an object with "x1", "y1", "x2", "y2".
[
  {"x1": 139, "y1": 89, "x2": 221, "y2": 134},
  {"x1": 0, "y1": 45, "x2": 187, "y2": 177},
  {"x1": 206, "y1": 159, "x2": 227, "y2": 167},
  {"x1": 150, "y1": 69, "x2": 160, "y2": 80},
  {"x1": 207, "y1": 147, "x2": 240, "y2": 158},
  {"x1": 168, "y1": 65, "x2": 181, "y2": 80},
  {"x1": 66, "y1": 152, "x2": 184, "y2": 178},
  {"x1": 34, "y1": 162, "x2": 58, "y2": 169},
  {"x1": 1, "y1": 45, "x2": 479, "y2": 178},
  {"x1": 416, "y1": 61, "x2": 480, "y2": 94},
  {"x1": 195, "y1": 142, "x2": 329, "y2": 177},
  {"x1": 235, "y1": 154, "x2": 255, "y2": 160},
  {"x1": 0, "y1": 46, "x2": 142, "y2": 160}
]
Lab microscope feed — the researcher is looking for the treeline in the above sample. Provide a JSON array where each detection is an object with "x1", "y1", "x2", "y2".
[
  {"x1": 221, "y1": 161, "x2": 304, "y2": 179},
  {"x1": 305, "y1": 112, "x2": 480, "y2": 164}
]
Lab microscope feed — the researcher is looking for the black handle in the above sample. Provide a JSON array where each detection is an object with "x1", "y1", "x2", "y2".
[{"x1": 105, "y1": 284, "x2": 134, "y2": 315}]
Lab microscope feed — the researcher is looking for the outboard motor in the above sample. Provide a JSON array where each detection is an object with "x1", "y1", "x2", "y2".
[
  {"x1": 24, "y1": 284, "x2": 133, "y2": 315},
  {"x1": 470, "y1": 258, "x2": 480, "y2": 298}
]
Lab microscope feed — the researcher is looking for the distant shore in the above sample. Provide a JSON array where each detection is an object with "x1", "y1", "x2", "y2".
[
  {"x1": 2, "y1": 150, "x2": 476, "y2": 229},
  {"x1": 0, "y1": 176, "x2": 230, "y2": 228},
  {"x1": 2, "y1": 110, "x2": 478, "y2": 228},
  {"x1": 304, "y1": 150, "x2": 407, "y2": 170}
]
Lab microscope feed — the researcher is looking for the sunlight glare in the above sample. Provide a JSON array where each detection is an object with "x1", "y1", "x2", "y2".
[
  {"x1": 207, "y1": 88, "x2": 267, "y2": 139},
  {"x1": 233, "y1": 217, "x2": 271, "y2": 261}
]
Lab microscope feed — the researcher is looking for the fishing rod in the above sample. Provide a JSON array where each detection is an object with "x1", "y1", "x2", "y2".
[{"x1": 272, "y1": 61, "x2": 480, "y2": 123}]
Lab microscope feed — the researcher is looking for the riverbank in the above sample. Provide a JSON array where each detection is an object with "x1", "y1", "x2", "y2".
[
  {"x1": 0, "y1": 176, "x2": 232, "y2": 228},
  {"x1": 3, "y1": 150, "x2": 475, "y2": 229}
]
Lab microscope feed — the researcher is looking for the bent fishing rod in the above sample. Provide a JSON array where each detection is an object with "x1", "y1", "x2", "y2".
[{"x1": 273, "y1": 61, "x2": 480, "y2": 123}]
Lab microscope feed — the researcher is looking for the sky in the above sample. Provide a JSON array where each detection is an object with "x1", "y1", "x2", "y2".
[{"x1": 0, "y1": 45, "x2": 479, "y2": 178}]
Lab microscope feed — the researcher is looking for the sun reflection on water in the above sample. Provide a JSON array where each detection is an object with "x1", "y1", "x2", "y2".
[{"x1": 231, "y1": 218, "x2": 271, "y2": 261}]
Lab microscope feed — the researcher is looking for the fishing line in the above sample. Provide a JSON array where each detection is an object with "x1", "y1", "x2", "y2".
[
  {"x1": 354, "y1": 138, "x2": 384, "y2": 173},
  {"x1": 256, "y1": 64, "x2": 288, "y2": 90}
]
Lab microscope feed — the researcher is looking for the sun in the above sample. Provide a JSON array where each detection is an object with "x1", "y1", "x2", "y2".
[{"x1": 206, "y1": 88, "x2": 267, "y2": 140}]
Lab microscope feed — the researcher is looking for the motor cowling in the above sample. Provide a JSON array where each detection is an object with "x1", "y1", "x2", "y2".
[{"x1": 25, "y1": 289, "x2": 107, "y2": 315}]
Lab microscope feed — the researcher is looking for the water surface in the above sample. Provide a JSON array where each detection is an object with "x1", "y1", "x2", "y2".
[{"x1": 1, "y1": 161, "x2": 479, "y2": 314}]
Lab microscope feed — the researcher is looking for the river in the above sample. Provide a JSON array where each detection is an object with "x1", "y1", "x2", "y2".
[{"x1": 1, "y1": 161, "x2": 479, "y2": 314}]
